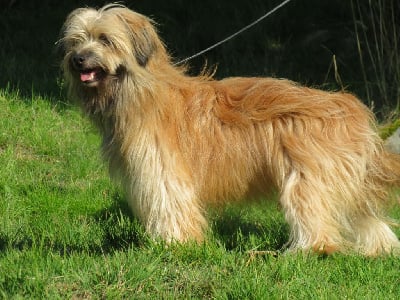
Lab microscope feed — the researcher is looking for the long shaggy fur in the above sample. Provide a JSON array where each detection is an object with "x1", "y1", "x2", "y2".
[{"x1": 59, "y1": 4, "x2": 400, "y2": 255}]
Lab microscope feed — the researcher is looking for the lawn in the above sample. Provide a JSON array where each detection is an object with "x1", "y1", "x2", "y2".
[
  {"x1": 1, "y1": 0, "x2": 400, "y2": 298},
  {"x1": 1, "y1": 88, "x2": 400, "y2": 299}
]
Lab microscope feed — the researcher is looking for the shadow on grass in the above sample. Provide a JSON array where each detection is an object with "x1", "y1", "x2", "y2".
[
  {"x1": 0, "y1": 193, "x2": 146, "y2": 256},
  {"x1": 211, "y1": 203, "x2": 290, "y2": 252},
  {"x1": 91, "y1": 194, "x2": 149, "y2": 252},
  {"x1": 1, "y1": 192, "x2": 289, "y2": 256},
  {"x1": 0, "y1": 233, "x2": 8, "y2": 252},
  {"x1": 52, "y1": 193, "x2": 149, "y2": 256},
  {"x1": 93, "y1": 198, "x2": 290, "y2": 254}
]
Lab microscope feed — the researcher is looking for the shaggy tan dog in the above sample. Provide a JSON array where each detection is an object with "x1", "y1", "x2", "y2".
[{"x1": 59, "y1": 4, "x2": 400, "y2": 255}]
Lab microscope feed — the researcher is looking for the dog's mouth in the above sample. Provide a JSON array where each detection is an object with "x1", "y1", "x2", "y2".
[{"x1": 79, "y1": 68, "x2": 106, "y2": 86}]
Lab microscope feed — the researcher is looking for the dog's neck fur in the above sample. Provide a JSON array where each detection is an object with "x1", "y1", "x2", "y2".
[{"x1": 75, "y1": 61, "x2": 185, "y2": 145}]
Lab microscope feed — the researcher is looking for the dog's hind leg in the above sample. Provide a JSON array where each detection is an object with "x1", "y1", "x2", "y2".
[
  {"x1": 351, "y1": 209, "x2": 400, "y2": 256},
  {"x1": 349, "y1": 151, "x2": 400, "y2": 255},
  {"x1": 279, "y1": 170, "x2": 346, "y2": 254}
]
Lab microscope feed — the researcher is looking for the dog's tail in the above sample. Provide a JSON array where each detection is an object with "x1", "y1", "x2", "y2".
[{"x1": 371, "y1": 146, "x2": 400, "y2": 194}]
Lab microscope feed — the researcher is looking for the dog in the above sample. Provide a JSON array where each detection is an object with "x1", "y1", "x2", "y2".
[{"x1": 59, "y1": 4, "x2": 400, "y2": 255}]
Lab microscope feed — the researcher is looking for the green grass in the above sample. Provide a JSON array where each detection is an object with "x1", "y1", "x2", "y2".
[
  {"x1": 1, "y1": 88, "x2": 400, "y2": 299},
  {"x1": 1, "y1": 1, "x2": 400, "y2": 298}
]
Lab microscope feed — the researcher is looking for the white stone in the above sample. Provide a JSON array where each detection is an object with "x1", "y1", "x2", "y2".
[{"x1": 385, "y1": 127, "x2": 400, "y2": 154}]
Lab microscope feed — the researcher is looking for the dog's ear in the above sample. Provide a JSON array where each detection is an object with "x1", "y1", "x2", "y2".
[
  {"x1": 130, "y1": 21, "x2": 158, "y2": 68},
  {"x1": 116, "y1": 8, "x2": 160, "y2": 67},
  {"x1": 133, "y1": 27, "x2": 157, "y2": 67}
]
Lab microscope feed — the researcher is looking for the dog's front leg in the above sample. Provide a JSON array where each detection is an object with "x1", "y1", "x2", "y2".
[{"x1": 124, "y1": 159, "x2": 207, "y2": 243}]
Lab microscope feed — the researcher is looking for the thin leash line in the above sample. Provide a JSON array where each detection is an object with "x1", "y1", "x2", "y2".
[{"x1": 174, "y1": 0, "x2": 293, "y2": 66}]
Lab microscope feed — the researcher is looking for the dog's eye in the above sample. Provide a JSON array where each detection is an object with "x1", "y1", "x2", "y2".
[
  {"x1": 99, "y1": 33, "x2": 111, "y2": 46},
  {"x1": 65, "y1": 37, "x2": 80, "y2": 48}
]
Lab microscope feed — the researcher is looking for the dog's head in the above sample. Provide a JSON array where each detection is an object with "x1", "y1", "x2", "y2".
[{"x1": 59, "y1": 4, "x2": 165, "y2": 88}]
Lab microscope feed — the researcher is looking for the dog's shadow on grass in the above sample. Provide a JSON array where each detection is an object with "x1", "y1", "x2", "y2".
[
  {"x1": 210, "y1": 203, "x2": 290, "y2": 252},
  {"x1": 0, "y1": 193, "x2": 145, "y2": 255},
  {"x1": 0, "y1": 193, "x2": 289, "y2": 255},
  {"x1": 91, "y1": 193, "x2": 149, "y2": 253},
  {"x1": 94, "y1": 196, "x2": 290, "y2": 253},
  {"x1": 93, "y1": 197, "x2": 290, "y2": 254}
]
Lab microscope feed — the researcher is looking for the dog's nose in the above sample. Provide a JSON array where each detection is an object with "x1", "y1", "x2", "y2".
[{"x1": 72, "y1": 54, "x2": 87, "y2": 69}]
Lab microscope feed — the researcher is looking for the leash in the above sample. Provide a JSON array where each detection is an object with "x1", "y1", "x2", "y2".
[{"x1": 174, "y1": 0, "x2": 294, "y2": 66}]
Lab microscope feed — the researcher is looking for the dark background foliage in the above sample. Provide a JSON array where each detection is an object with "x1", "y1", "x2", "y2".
[{"x1": 0, "y1": 0, "x2": 399, "y2": 117}]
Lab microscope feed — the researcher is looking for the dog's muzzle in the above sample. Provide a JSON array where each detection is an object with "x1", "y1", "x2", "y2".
[{"x1": 71, "y1": 53, "x2": 105, "y2": 86}]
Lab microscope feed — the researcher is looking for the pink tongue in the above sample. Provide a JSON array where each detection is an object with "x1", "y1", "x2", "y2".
[{"x1": 80, "y1": 71, "x2": 95, "y2": 82}]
